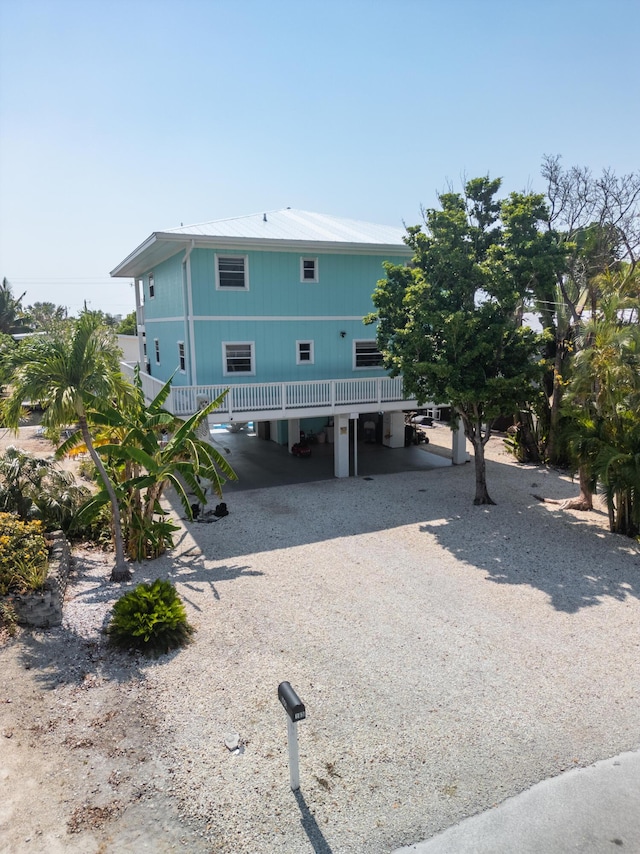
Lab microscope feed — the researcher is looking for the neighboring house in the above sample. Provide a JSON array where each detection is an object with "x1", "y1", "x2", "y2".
[
  {"x1": 110, "y1": 208, "x2": 467, "y2": 476},
  {"x1": 116, "y1": 334, "x2": 139, "y2": 363}
]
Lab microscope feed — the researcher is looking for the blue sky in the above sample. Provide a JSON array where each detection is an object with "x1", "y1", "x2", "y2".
[{"x1": 1, "y1": 0, "x2": 638, "y2": 317}]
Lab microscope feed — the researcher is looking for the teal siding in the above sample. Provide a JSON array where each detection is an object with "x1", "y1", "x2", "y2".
[
  {"x1": 144, "y1": 245, "x2": 410, "y2": 386},
  {"x1": 189, "y1": 248, "x2": 407, "y2": 317},
  {"x1": 192, "y1": 318, "x2": 383, "y2": 384},
  {"x1": 143, "y1": 253, "x2": 185, "y2": 319},
  {"x1": 145, "y1": 319, "x2": 189, "y2": 385},
  {"x1": 143, "y1": 254, "x2": 190, "y2": 384}
]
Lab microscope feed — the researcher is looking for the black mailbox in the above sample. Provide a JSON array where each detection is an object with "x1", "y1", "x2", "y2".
[{"x1": 278, "y1": 681, "x2": 306, "y2": 722}]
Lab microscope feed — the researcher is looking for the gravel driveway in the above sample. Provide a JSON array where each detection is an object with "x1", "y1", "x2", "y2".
[{"x1": 3, "y1": 436, "x2": 640, "y2": 852}]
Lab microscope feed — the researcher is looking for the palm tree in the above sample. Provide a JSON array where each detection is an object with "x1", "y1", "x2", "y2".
[
  {"x1": 0, "y1": 278, "x2": 31, "y2": 336},
  {"x1": 1, "y1": 312, "x2": 132, "y2": 581},
  {"x1": 563, "y1": 267, "x2": 640, "y2": 533}
]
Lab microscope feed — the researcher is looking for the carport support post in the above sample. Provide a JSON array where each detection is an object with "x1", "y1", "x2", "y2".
[
  {"x1": 288, "y1": 418, "x2": 301, "y2": 454},
  {"x1": 286, "y1": 716, "x2": 300, "y2": 791},
  {"x1": 452, "y1": 417, "x2": 469, "y2": 464},
  {"x1": 334, "y1": 414, "x2": 350, "y2": 477},
  {"x1": 350, "y1": 413, "x2": 359, "y2": 477}
]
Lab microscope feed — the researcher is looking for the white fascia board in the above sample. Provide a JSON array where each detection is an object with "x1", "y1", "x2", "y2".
[{"x1": 169, "y1": 234, "x2": 412, "y2": 256}]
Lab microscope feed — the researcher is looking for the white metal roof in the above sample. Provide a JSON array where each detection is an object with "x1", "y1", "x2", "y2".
[
  {"x1": 165, "y1": 208, "x2": 407, "y2": 245},
  {"x1": 111, "y1": 209, "x2": 411, "y2": 278}
]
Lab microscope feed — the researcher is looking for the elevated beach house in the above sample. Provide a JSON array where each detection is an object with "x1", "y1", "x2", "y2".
[{"x1": 110, "y1": 208, "x2": 466, "y2": 476}]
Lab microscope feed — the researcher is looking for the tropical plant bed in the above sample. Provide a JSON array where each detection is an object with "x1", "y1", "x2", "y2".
[{"x1": 2, "y1": 531, "x2": 71, "y2": 628}]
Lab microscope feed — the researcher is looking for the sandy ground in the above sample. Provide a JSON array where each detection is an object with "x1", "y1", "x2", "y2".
[
  {"x1": 0, "y1": 426, "x2": 211, "y2": 853},
  {"x1": 1, "y1": 426, "x2": 639, "y2": 853}
]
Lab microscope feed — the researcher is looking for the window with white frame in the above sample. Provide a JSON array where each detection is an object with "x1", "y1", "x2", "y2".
[
  {"x1": 354, "y1": 340, "x2": 383, "y2": 368},
  {"x1": 296, "y1": 340, "x2": 314, "y2": 364},
  {"x1": 300, "y1": 257, "x2": 318, "y2": 283},
  {"x1": 223, "y1": 342, "x2": 255, "y2": 375},
  {"x1": 216, "y1": 255, "x2": 249, "y2": 290},
  {"x1": 154, "y1": 338, "x2": 160, "y2": 364},
  {"x1": 178, "y1": 341, "x2": 186, "y2": 372},
  {"x1": 148, "y1": 273, "x2": 155, "y2": 298}
]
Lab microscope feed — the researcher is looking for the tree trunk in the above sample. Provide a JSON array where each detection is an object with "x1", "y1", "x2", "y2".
[
  {"x1": 465, "y1": 422, "x2": 495, "y2": 505},
  {"x1": 78, "y1": 418, "x2": 130, "y2": 582},
  {"x1": 561, "y1": 466, "x2": 594, "y2": 511},
  {"x1": 546, "y1": 341, "x2": 568, "y2": 465},
  {"x1": 533, "y1": 465, "x2": 593, "y2": 511},
  {"x1": 472, "y1": 440, "x2": 495, "y2": 504},
  {"x1": 612, "y1": 489, "x2": 638, "y2": 537},
  {"x1": 459, "y1": 410, "x2": 496, "y2": 505}
]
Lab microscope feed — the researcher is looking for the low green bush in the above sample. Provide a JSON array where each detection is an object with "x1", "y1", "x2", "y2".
[
  {"x1": 107, "y1": 579, "x2": 194, "y2": 657},
  {"x1": 70, "y1": 503, "x2": 114, "y2": 550},
  {"x1": 124, "y1": 512, "x2": 180, "y2": 561},
  {"x1": 0, "y1": 513, "x2": 49, "y2": 595}
]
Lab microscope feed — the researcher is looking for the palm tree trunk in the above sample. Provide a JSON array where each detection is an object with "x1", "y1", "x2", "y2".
[{"x1": 78, "y1": 418, "x2": 130, "y2": 582}]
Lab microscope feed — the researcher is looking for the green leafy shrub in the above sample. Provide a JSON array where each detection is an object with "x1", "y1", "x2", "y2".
[
  {"x1": 0, "y1": 447, "x2": 90, "y2": 533},
  {"x1": 124, "y1": 512, "x2": 180, "y2": 561},
  {"x1": 107, "y1": 579, "x2": 194, "y2": 657},
  {"x1": 69, "y1": 503, "x2": 114, "y2": 550},
  {"x1": 0, "y1": 513, "x2": 49, "y2": 595}
]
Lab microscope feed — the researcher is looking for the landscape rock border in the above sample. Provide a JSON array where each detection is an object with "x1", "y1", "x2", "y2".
[{"x1": 7, "y1": 531, "x2": 71, "y2": 628}]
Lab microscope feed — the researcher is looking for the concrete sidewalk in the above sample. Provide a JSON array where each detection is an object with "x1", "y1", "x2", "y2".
[{"x1": 393, "y1": 749, "x2": 640, "y2": 854}]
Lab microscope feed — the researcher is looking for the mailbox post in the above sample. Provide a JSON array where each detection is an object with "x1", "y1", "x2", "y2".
[{"x1": 277, "y1": 681, "x2": 306, "y2": 791}]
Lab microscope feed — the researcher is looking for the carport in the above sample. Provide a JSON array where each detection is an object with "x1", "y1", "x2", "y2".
[{"x1": 207, "y1": 421, "x2": 457, "y2": 493}]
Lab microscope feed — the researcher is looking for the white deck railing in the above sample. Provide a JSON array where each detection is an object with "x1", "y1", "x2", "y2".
[{"x1": 120, "y1": 363, "x2": 417, "y2": 419}]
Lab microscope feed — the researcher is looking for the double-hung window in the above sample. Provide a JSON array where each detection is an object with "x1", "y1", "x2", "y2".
[
  {"x1": 148, "y1": 273, "x2": 155, "y2": 299},
  {"x1": 300, "y1": 257, "x2": 318, "y2": 283},
  {"x1": 223, "y1": 342, "x2": 255, "y2": 376},
  {"x1": 354, "y1": 340, "x2": 383, "y2": 369},
  {"x1": 296, "y1": 340, "x2": 314, "y2": 364},
  {"x1": 154, "y1": 338, "x2": 160, "y2": 365},
  {"x1": 178, "y1": 341, "x2": 186, "y2": 372},
  {"x1": 216, "y1": 255, "x2": 249, "y2": 290}
]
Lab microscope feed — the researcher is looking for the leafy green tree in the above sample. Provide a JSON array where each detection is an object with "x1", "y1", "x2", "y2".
[
  {"x1": 369, "y1": 178, "x2": 554, "y2": 504},
  {"x1": 25, "y1": 301, "x2": 68, "y2": 330},
  {"x1": 0, "y1": 312, "x2": 132, "y2": 581},
  {"x1": 67, "y1": 368, "x2": 236, "y2": 560},
  {"x1": 538, "y1": 156, "x2": 640, "y2": 464},
  {"x1": 117, "y1": 311, "x2": 137, "y2": 335},
  {"x1": 0, "y1": 278, "x2": 31, "y2": 336}
]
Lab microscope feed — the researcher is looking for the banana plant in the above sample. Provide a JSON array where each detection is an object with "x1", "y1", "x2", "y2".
[{"x1": 63, "y1": 368, "x2": 236, "y2": 561}]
